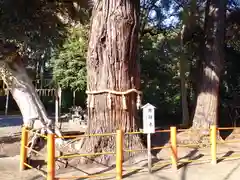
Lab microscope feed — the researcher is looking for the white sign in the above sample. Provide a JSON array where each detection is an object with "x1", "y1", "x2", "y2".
[{"x1": 142, "y1": 103, "x2": 156, "y2": 134}]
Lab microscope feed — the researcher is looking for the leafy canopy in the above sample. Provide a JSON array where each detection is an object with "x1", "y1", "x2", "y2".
[{"x1": 51, "y1": 25, "x2": 89, "y2": 91}]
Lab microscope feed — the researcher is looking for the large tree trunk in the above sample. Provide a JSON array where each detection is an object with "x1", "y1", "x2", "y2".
[
  {"x1": 0, "y1": 50, "x2": 63, "y2": 145},
  {"x1": 179, "y1": 0, "x2": 199, "y2": 127},
  {"x1": 78, "y1": 0, "x2": 143, "y2": 164},
  {"x1": 191, "y1": 0, "x2": 226, "y2": 129},
  {"x1": 180, "y1": 25, "x2": 190, "y2": 127}
]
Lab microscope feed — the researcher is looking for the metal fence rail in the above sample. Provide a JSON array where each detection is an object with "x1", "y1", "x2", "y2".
[{"x1": 19, "y1": 125, "x2": 240, "y2": 180}]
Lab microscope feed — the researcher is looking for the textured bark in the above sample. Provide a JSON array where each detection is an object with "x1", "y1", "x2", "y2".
[
  {"x1": 0, "y1": 52, "x2": 63, "y2": 145},
  {"x1": 179, "y1": 0, "x2": 199, "y2": 127},
  {"x1": 192, "y1": 0, "x2": 226, "y2": 129},
  {"x1": 79, "y1": 0, "x2": 143, "y2": 164},
  {"x1": 180, "y1": 25, "x2": 190, "y2": 127}
]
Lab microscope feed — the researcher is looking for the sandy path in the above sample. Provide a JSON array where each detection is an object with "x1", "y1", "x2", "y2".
[
  {"x1": 1, "y1": 115, "x2": 240, "y2": 180},
  {"x1": 1, "y1": 154, "x2": 240, "y2": 180}
]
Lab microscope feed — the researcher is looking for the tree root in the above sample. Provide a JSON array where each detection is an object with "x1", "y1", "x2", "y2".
[
  {"x1": 177, "y1": 128, "x2": 224, "y2": 147},
  {"x1": 26, "y1": 124, "x2": 66, "y2": 160},
  {"x1": 225, "y1": 128, "x2": 240, "y2": 140},
  {"x1": 57, "y1": 132, "x2": 145, "y2": 168},
  {"x1": 27, "y1": 129, "x2": 41, "y2": 157}
]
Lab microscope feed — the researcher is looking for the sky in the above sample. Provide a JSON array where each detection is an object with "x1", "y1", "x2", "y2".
[
  {"x1": 148, "y1": 1, "x2": 179, "y2": 28},
  {"x1": 147, "y1": 0, "x2": 240, "y2": 28}
]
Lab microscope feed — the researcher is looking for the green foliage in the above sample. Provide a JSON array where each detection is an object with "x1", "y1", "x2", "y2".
[
  {"x1": 140, "y1": 30, "x2": 182, "y2": 122},
  {"x1": 2, "y1": 0, "x2": 240, "y2": 128},
  {"x1": 0, "y1": 0, "x2": 67, "y2": 58},
  {"x1": 51, "y1": 25, "x2": 89, "y2": 91}
]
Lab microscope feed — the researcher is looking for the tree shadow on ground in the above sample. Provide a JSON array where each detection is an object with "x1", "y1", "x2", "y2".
[
  {"x1": 73, "y1": 164, "x2": 116, "y2": 180},
  {"x1": 121, "y1": 158, "x2": 161, "y2": 178},
  {"x1": 151, "y1": 175, "x2": 171, "y2": 180},
  {"x1": 150, "y1": 127, "x2": 171, "y2": 156},
  {"x1": 222, "y1": 161, "x2": 240, "y2": 180},
  {"x1": 0, "y1": 135, "x2": 21, "y2": 144},
  {"x1": 151, "y1": 160, "x2": 171, "y2": 173},
  {"x1": 178, "y1": 149, "x2": 204, "y2": 180},
  {"x1": 29, "y1": 175, "x2": 44, "y2": 180},
  {"x1": 121, "y1": 149, "x2": 204, "y2": 179},
  {"x1": 57, "y1": 155, "x2": 117, "y2": 180},
  {"x1": 58, "y1": 149, "x2": 239, "y2": 180},
  {"x1": 217, "y1": 151, "x2": 234, "y2": 163},
  {"x1": 70, "y1": 157, "x2": 159, "y2": 180},
  {"x1": 56, "y1": 159, "x2": 91, "y2": 176},
  {"x1": 0, "y1": 155, "x2": 8, "y2": 158},
  {"x1": 178, "y1": 150, "x2": 238, "y2": 180},
  {"x1": 26, "y1": 158, "x2": 46, "y2": 169}
]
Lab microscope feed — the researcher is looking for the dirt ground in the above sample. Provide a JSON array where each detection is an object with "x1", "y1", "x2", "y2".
[{"x1": 1, "y1": 116, "x2": 240, "y2": 180}]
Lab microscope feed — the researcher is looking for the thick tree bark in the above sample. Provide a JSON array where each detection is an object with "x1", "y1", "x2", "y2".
[
  {"x1": 179, "y1": 0, "x2": 199, "y2": 127},
  {"x1": 0, "y1": 55, "x2": 48, "y2": 126},
  {"x1": 180, "y1": 25, "x2": 190, "y2": 127},
  {"x1": 78, "y1": 0, "x2": 143, "y2": 164},
  {"x1": 192, "y1": 0, "x2": 226, "y2": 129},
  {"x1": 0, "y1": 51, "x2": 63, "y2": 145}
]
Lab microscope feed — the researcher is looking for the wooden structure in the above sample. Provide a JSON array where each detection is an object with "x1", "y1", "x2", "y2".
[{"x1": 0, "y1": 79, "x2": 61, "y2": 123}]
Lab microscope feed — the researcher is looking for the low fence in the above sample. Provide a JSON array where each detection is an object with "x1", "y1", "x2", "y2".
[{"x1": 19, "y1": 126, "x2": 240, "y2": 180}]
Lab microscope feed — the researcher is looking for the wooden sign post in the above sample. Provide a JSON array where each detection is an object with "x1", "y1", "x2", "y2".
[{"x1": 142, "y1": 103, "x2": 156, "y2": 173}]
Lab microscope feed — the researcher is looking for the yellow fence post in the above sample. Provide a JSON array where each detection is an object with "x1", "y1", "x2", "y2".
[
  {"x1": 20, "y1": 126, "x2": 28, "y2": 171},
  {"x1": 170, "y1": 126, "x2": 177, "y2": 170},
  {"x1": 211, "y1": 125, "x2": 217, "y2": 164},
  {"x1": 47, "y1": 133, "x2": 55, "y2": 180},
  {"x1": 116, "y1": 130, "x2": 123, "y2": 180}
]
